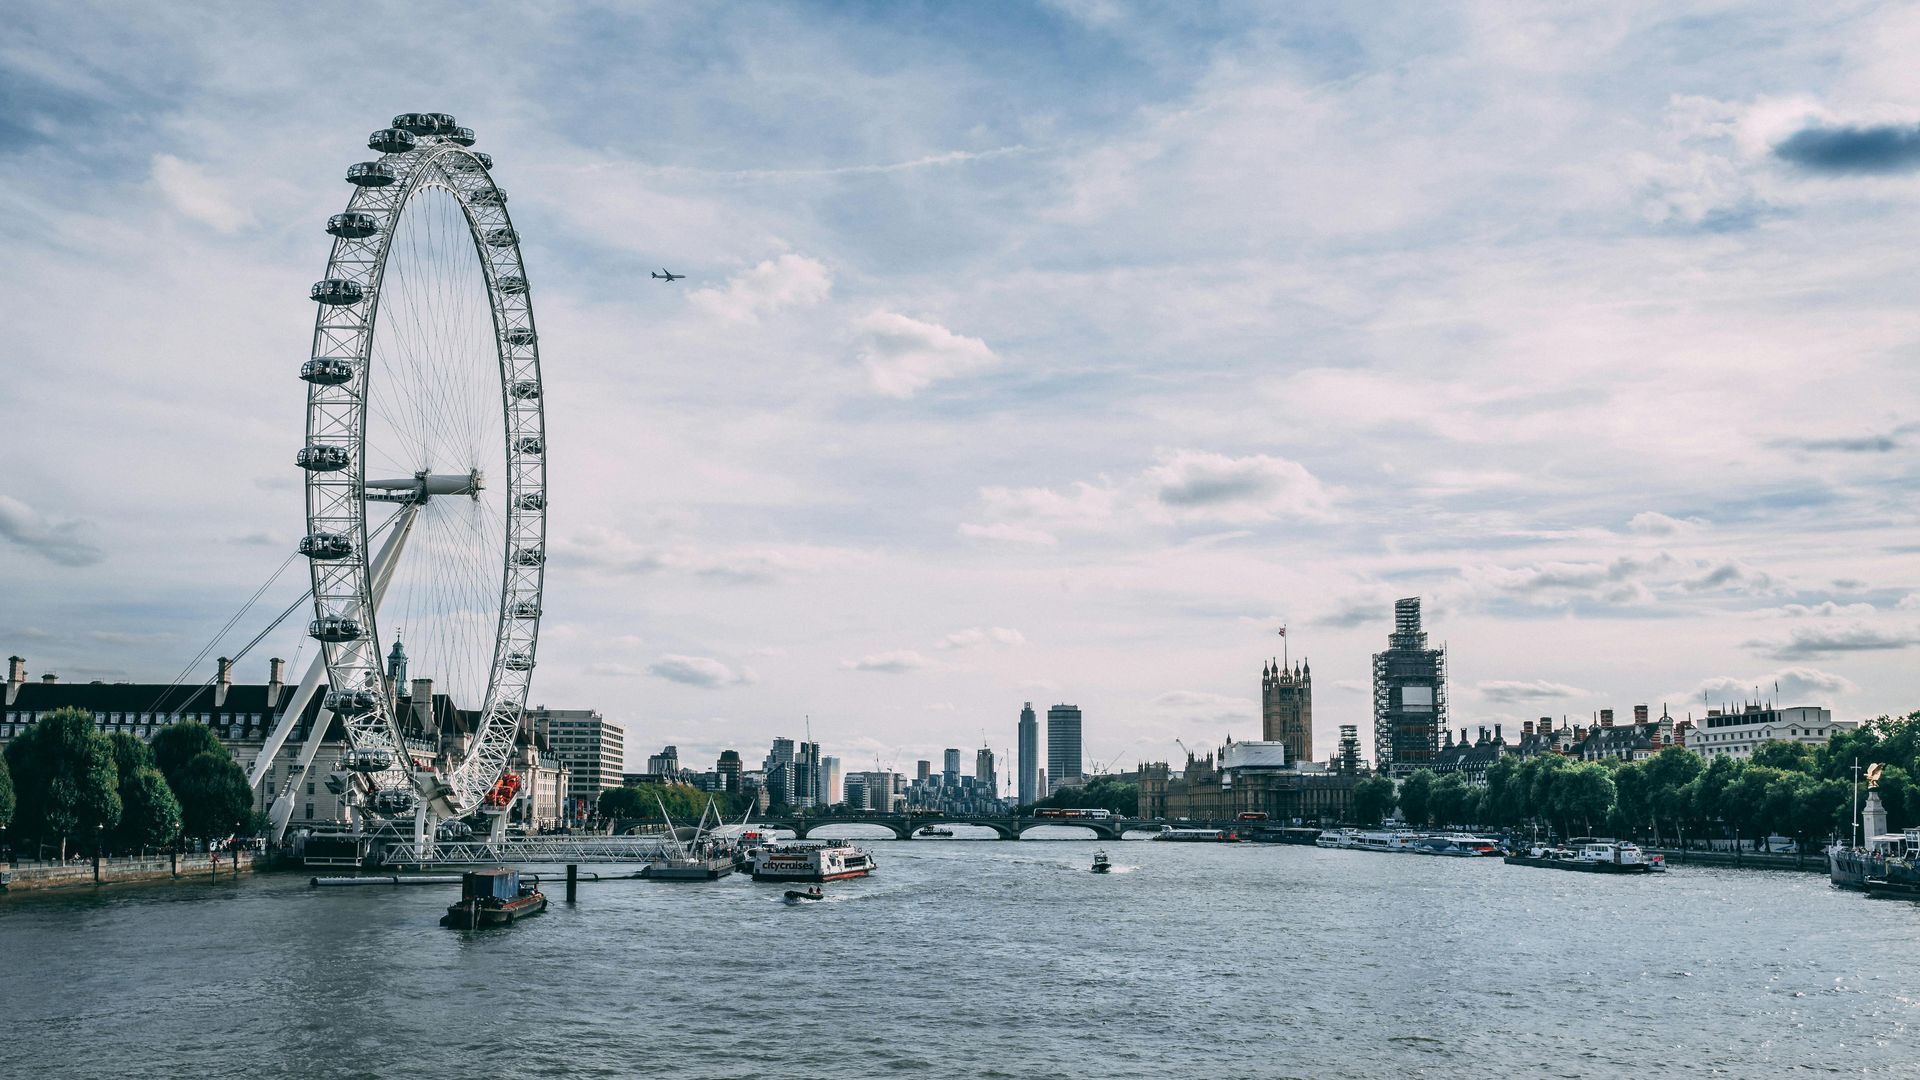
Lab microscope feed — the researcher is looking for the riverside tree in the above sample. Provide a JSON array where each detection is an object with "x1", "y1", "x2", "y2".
[
  {"x1": 598, "y1": 783, "x2": 748, "y2": 822},
  {"x1": 151, "y1": 721, "x2": 224, "y2": 784},
  {"x1": 117, "y1": 767, "x2": 182, "y2": 854},
  {"x1": 1032, "y1": 775, "x2": 1138, "y2": 817},
  {"x1": 1351, "y1": 775, "x2": 1395, "y2": 825},
  {"x1": 0, "y1": 751, "x2": 13, "y2": 832},
  {"x1": 3, "y1": 707, "x2": 121, "y2": 861},
  {"x1": 171, "y1": 751, "x2": 254, "y2": 842},
  {"x1": 1397, "y1": 770, "x2": 1434, "y2": 827}
]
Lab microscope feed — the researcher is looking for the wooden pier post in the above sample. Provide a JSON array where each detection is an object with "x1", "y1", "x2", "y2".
[{"x1": 566, "y1": 863, "x2": 578, "y2": 903}]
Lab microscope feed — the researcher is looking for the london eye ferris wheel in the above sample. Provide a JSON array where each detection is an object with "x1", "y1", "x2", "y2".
[{"x1": 297, "y1": 112, "x2": 546, "y2": 827}]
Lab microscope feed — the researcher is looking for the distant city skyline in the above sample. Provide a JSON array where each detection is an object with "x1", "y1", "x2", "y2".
[{"x1": 5, "y1": 6, "x2": 1918, "y2": 772}]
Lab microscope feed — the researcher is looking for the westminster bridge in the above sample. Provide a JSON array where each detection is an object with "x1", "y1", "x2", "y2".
[{"x1": 752, "y1": 813, "x2": 1191, "y2": 841}]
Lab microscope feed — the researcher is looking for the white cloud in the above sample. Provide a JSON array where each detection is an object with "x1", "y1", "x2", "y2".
[
  {"x1": 1898, "y1": 594, "x2": 1920, "y2": 611},
  {"x1": 1143, "y1": 450, "x2": 1333, "y2": 522},
  {"x1": 852, "y1": 311, "x2": 1000, "y2": 397},
  {"x1": 940, "y1": 626, "x2": 1026, "y2": 649},
  {"x1": 1477, "y1": 679, "x2": 1588, "y2": 703},
  {"x1": 150, "y1": 154, "x2": 254, "y2": 234},
  {"x1": 689, "y1": 254, "x2": 832, "y2": 323},
  {"x1": 842, "y1": 650, "x2": 933, "y2": 674},
  {"x1": 1697, "y1": 667, "x2": 1857, "y2": 702},
  {"x1": 1627, "y1": 511, "x2": 1705, "y2": 536},
  {"x1": 647, "y1": 655, "x2": 757, "y2": 688},
  {"x1": 957, "y1": 522, "x2": 1059, "y2": 547},
  {"x1": 1747, "y1": 623, "x2": 1918, "y2": 660},
  {"x1": 0, "y1": 494, "x2": 104, "y2": 567}
]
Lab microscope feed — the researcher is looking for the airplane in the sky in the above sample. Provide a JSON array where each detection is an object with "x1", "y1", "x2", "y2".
[{"x1": 650, "y1": 269, "x2": 684, "y2": 282}]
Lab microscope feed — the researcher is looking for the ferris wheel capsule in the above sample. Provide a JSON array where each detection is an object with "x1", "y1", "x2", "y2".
[
  {"x1": 308, "y1": 616, "x2": 363, "y2": 643},
  {"x1": 373, "y1": 789, "x2": 418, "y2": 814},
  {"x1": 298, "y1": 532, "x2": 353, "y2": 560},
  {"x1": 345, "y1": 748, "x2": 394, "y2": 772},
  {"x1": 310, "y1": 279, "x2": 364, "y2": 305},
  {"x1": 326, "y1": 211, "x2": 380, "y2": 239},
  {"x1": 296, "y1": 445, "x2": 350, "y2": 471},
  {"x1": 368, "y1": 128, "x2": 416, "y2": 154},
  {"x1": 301, "y1": 358, "x2": 354, "y2": 385},
  {"x1": 323, "y1": 689, "x2": 379, "y2": 714},
  {"x1": 346, "y1": 161, "x2": 397, "y2": 187},
  {"x1": 446, "y1": 126, "x2": 477, "y2": 147}
]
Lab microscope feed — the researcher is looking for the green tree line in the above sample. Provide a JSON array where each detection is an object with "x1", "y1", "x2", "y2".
[
  {"x1": 1341, "y1": 711, "x2": 1920, "y2": 847},
  {"x1": 598, "y1": 782, "x2": 751, "y2": 822},
  {"x1": 2, "y1": 708, "x2": 255, "y2": 861},
  {"x1": 1025, "y1": 775, "x2": 1139, "y2": 817}
]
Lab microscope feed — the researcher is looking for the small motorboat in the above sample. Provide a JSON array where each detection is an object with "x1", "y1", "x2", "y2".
[
  {"x1": 1091, "y1": 850, "x2": 1112, "y2": 874},
  {"x1": 784, "y1": 886, "x2": 825, "y2": 904}
]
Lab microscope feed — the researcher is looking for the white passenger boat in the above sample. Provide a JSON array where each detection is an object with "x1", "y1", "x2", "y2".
[{"x1": 748, "y1": 839, "x2": 876, "y2": 882}]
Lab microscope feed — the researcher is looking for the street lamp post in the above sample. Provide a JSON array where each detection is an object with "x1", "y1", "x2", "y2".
[{"x1": 94, "y1": 822, "x2": 103, "y2": 883}]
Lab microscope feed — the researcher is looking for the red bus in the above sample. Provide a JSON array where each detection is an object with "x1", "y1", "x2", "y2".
[{"x1": 1235, "y1": 811, "x2": 1269, "y2": 822}]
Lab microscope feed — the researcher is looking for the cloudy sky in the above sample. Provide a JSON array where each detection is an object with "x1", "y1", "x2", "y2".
[{"x1": 6, "y1": 2, "x2": 1920, "y2": 781}]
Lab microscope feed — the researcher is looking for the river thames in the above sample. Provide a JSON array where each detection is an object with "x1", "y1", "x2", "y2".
[{"x1": 4, "y1": 834, "x2": 1916, "y2": 1078}]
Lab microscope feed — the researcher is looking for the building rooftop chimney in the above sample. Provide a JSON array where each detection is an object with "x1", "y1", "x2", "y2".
[
  {"x1": 40, "y1": 672, "x2": 58, "y2": 684},
  {"x1": 267, "y1": 657, "x2": 286, "y2": 709},
  {"x1": 6, "y1": 656, "x2": 24, "y2": 706},
  {"x1": 215, "y1": 656, "x2": 233, "y2": 707}
]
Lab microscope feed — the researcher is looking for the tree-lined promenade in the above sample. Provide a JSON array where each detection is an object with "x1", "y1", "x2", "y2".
[
  {"x1": 1, "y1": 707, "x2": 254, "y2": 862},
  {"x1": 1347, "y1": 711, "x2": 1920, "y2": 848}
]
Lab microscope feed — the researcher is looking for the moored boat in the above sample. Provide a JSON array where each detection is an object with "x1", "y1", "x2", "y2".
[
  {"x1": 750, "y1": 838, "x2": 876, "y2": 882},
  {"x1": 1829, "y1": 829, "x2": 1918, "y2": 891},
  {"x1": 1504, "y1": 839, "x2": 1655, "y2": 874},
  {"x1": 1408, "y1": 835, "x2": 1502, "y2": 857},
  {"x1": 440, "y1": 868, "x2": 547, "y2": 927},
  {"x1": 1155, "y1": 826, "x2": 1239, "y2": 842}
]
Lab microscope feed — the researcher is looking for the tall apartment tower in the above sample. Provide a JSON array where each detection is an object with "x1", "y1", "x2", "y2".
[
  {"x1": 716, "y1": 750, "x2": 742, "y2": 793},
  {"x1": 1372, "y1": 597, "x2": 1447, "y2": 775},
  {"x1": 820, "y1": 755, "x2": 842, "y2": 806},
  {"x1": 975, "y1": 746, "x2": 996, "y2": 795},
  {"x1": 1262, "y1": 658, "x2": 1313, "y2": 765},
  {"x1": 1046, "y1": 704, "x2": 1083, "y2": 793},
  {"x1": 942, "y1": 748, "x2": 961, "y2": 787},
  {"x1": 1018, "y1": 702, "x2": 1040, "y2": 805}
]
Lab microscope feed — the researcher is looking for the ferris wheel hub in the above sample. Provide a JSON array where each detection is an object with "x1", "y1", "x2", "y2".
[{"x1": 364, "y1": 470, "x2": 484, "y2": 503}]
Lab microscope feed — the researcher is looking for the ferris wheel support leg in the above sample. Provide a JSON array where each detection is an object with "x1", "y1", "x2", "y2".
[
  {"x1": 270, "y1": 505, "x2": 422, "y2": 844},
  {"x1": 413, "y1": 801, "x2": 435, "y2": 868},
  {"x1": 248, "y1": 648, "x2": 331, "y2": 791}
]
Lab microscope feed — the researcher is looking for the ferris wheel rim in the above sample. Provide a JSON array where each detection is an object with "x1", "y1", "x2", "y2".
[{"x1": 299, "y1": 115, "x2": 546, "y2": 820}]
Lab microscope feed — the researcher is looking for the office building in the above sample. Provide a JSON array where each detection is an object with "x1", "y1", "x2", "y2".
[
  {"x1": 794, "y1": 740, "x2": 821, "y2": 809},
  {"x1": 716, "y1": 749, "x2": 742, "y2": 793},
  {"x1": 976, "y1": 746, "x2": 997, "y2": 797},
  {"x1": 1047, "y1": 704, "x2": 1083, "y2": 793},
  {"x1": 1018, "y1": 702, "x2": 1040, "y2": 805},
  {"x1": 943, "y1": 747, "x2": 961, "y2": 787},
  {"x1": 821, "y1": 755, "x2": 842, "y2": 806},
  {"x1": 531, "y1": 706, "x2": 625, "y2": 809},
  {"x1": 916, "y1": 759, "x2": 931, "y2": 784},
  {"x1": 765, "y1": 738, "x2": 796, "y2": 807},
  {"x1": 1371, "y1": 598, "x2": 1446, "y2": 775},
  {"x1": 645, "y1": 745, "x2": 680, "y2": 778}
]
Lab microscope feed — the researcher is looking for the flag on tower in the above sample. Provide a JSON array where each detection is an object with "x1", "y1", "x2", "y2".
[{"x1": 1277, "y1": 625, "x2": 1286, "y2": 637}]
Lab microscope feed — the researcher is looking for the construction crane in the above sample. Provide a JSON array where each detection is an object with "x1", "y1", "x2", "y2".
[{"x1": 1174, "y1": 738, "x2": 1194, "y2": 761}]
